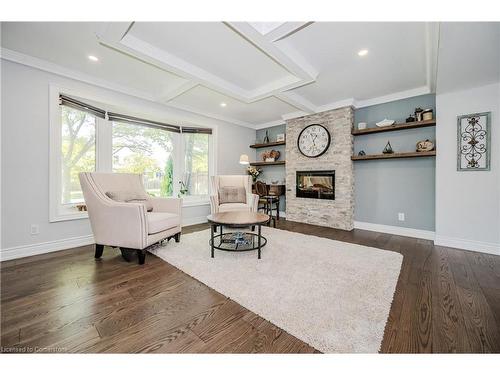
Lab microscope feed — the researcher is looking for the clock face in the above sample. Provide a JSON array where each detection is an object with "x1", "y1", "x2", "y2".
[{"x1": 297, "y1": 124, "x2": 331, "y2": 158}]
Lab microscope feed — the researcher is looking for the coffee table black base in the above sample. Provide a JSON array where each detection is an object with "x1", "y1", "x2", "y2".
[{"x1": 210, "y1": 224, "x2": 266, "y2": 259}]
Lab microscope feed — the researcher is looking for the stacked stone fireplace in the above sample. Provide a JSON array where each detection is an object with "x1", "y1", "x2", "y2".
[{"x1": 285, "y1": 107, "x2": 354, "y2": 231}]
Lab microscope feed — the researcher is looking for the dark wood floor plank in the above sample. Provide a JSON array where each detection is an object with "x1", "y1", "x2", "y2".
[
  {"x1": 448, "y1": 249, "x2": 500, "y2": 352},
  {"x1": 431, "y1": 246, "x2": 472, "y2": 353},
  {"x1": 2, "y1": 219, "x2": 500, "y2": 353}
]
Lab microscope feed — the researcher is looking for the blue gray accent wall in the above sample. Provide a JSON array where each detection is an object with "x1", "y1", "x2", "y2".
[
  {"x1": 354, "y1": 94, "x2": 436, "y2": 231},
  {"x1": 255, "y1": 124, "x2": 287, "y2": 211}
]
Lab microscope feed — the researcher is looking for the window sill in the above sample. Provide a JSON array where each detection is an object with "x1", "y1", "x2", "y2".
[
  {"x1": 49, "y1": 211, "x2": 89, "y2": 223},
  {"x1": 182, "y1": 199, "x2": 210, "y2": 208}
]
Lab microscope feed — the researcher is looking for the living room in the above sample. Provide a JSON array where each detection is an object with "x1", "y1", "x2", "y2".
[{"x1": 1, "y1": 1, "x2": 500, "y2": 372}]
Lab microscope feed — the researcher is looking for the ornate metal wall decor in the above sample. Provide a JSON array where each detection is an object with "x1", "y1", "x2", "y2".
[{"x1": 457, "y1": 112, "x2": 491, "y2": 171}]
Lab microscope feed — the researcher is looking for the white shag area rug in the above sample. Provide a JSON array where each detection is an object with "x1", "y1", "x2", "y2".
[{"x1": 151, "y1": 227, "x2": 403, "y2": 353}]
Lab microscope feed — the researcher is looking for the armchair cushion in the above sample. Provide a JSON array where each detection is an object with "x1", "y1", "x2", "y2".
[
  {"x1": 218, "y1": 186, "x2": 246, "y2": 204},
  {"x1": 147, "y1": 212, "x2": 180, "y2": 234},
  {"x1": 106, "y1": 190, "x2": 153, "y2": 212}
]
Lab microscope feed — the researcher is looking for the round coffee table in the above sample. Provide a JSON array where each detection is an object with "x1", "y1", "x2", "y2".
[{"x1": 207, "y1": 212, "x2": 270, "y2": 259}]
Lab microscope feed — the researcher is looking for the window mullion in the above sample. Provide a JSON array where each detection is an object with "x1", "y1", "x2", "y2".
[{"x1": 96, "y1": 117, "x2": 112, "y2": 172}]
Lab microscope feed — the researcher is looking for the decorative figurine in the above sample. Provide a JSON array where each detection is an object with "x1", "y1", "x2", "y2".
[
  {"x1": 358, "y1": 150, "x2": 366, "y2": 156},
  {"x1": 406, "y1": 114, "x2": 415, "y2": 123},
  {"x1": 263, "y1": 130, "x2": 270, "y2": 143},
  {"x1": 416, "y1": 139, "x2": 435, "y2": 152},
  {"x1": 382, "y1": 141, "x2": 394, "y2": 154},
  {"x1": 414, "y1": 107, "x2": 424, "y2": 122}
]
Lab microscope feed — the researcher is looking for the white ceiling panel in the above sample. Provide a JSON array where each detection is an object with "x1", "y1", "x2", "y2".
[
  {"x1": 277, "y1": 22, "x2": 428, "y2": 105},
  {"x1": 1, "y1": 22, "x2": 186, "y2": 97},
  {"x1": 128, "y1": 22, "x2": 293, "y2": 92},
  {"x1": 169, "y1": 85, "x2": 298, "y2": 124}
]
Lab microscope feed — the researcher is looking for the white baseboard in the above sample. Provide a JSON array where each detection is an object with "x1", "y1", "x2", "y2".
[
  {"x1": 182, "y1": 216, "x2": 208, "y2": 227},
  {"x1": 1, "y1": 217, "x2": 207, "y2": 262},
  {"x1": 354, "y1": 221, "x2": 435, "y2": 241},
  {"x1": 0, "y1": 234, "x2": 95, "y2": 262},
  {"x1": 434, "y1": 235, "x2": 500, "y2": 256}
]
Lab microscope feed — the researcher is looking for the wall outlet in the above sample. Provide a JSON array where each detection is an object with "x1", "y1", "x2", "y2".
[
  {"x1": 398, "y1": 213, "x2": 405, "y2": 221},
  {"x1": 30, "y1": 224, "x2": 40, "y2": 235}
]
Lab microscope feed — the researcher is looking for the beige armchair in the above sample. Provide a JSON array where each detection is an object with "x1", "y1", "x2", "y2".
[
  {"x1": 209, "y1": 175, "x2": 259, "y2": 214},
  {"x1": 79, "y1": 172, "x2": 182, "y2": 264}
]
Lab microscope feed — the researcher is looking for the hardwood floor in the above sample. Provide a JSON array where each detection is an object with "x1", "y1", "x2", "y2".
[{"x1": 1, "y1": 220, "x2": 500, "y2": 353}]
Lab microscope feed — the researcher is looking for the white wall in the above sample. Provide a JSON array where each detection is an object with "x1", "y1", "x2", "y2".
[
  {"x1": 0, "y1": 60, "x2": 255, "y2": 258},
  {"x1": 435, "y1": 82, "x2": 500, "y2": 254}
]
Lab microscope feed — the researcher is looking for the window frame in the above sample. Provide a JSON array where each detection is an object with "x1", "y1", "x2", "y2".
[{"x1": 49, "y1": 85, "x2": 216, "y2": 222}]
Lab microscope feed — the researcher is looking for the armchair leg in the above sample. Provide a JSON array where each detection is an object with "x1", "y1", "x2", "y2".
[
  {"x1": 120, "y1": 248, "x2": 135, "y2": 262},
  {"x1": 137, "y1": 249, "x2": 146, "y2": 265},
  {"x1": 174, "y1": 232, "x2": 181, "y2": 243},
  {"x1": 95, "y1": 244, "x2": 104, "y2": 259}
]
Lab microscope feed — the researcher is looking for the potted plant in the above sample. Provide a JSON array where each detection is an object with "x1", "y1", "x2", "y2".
[{"x1": 247, "y1": 166, "x2": 262, "y2": 182}]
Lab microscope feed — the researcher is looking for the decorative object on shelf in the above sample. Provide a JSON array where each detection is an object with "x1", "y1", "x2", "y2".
[
  {"x1": 178, "y1": 180, "x2": 188, "y2": 198},
  {"x1": 297, "y1": 124, "x2": 331, "y2": 158},
  {"x1": 239, "y1": 154, "x2": 249, "y2": 165},
  {"x1": 414, "y1": 107, "x2": 423, "y2": 121},
  {"x1": 358, "y1": 122, "x2": 367, "y2": 130},
  {"x1": 358, "y1": 150, "x2": 366, "y2": 156},
  {"x1": 422, "y1": 109, "x2": 433, "y2": 121},
  {"x1": 276, "y1": 133, "x2": 285, "y2": 142},
  {"x1": 76, "y1": 204, "x2": 87, "y2": 212},
  {"x1": 261, "y1": 149, "x2": 281, "y2": 162},
  {"x1": 416, "y1": 139, "x2": 435, "y2": 152},
  {"x1": 457, "y1": 112, "x2": 491, "y2": 171},
  {"x1": 406, "y1": 114, "x2": 415, "y2": 123},
  {"x1": 352, "y1": 151, "x2": 436, "y2": 161},
  {"x1": 375, "y1": 119, "x2": 395, "y2": 127},
  {"x1": 382, "y1": 141, "x2": 394, "y2": 154},
  {"x1": 265, "y1": 158, "x2": 275, "y2": 162},
  {"x1": 263, "y1": 130, "x2": 270, "y2": 144},
  {"x1": 247, "y1": 166, "x2": 263, "y2": 182}
]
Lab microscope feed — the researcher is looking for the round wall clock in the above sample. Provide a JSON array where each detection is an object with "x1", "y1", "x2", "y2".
[{"x1": 297, "y1": 124, "x2": 331, "y2": 158}]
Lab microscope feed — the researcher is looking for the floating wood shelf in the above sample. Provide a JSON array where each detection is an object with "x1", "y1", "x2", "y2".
[
  {"x1": 249, "y1": 141, "x2": 286, "y2": 148},
  {"x1": 249, "y1": 160, "x2": 286, "y2": 166},
  {"x1": 352, "y1": 119, "x2": 436, "y2": 136},
  {"x1": 351, "y1": 151, "x2": 436, "y2": 161}
]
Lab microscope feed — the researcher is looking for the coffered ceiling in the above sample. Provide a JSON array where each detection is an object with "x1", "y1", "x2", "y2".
[{"x1": 1, "y1": 21, "x2": 439, "y2": 128}]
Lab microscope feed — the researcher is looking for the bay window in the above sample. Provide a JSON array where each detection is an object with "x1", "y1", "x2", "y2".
[{"x1": 50, "y1": 88, "x2": 214, "y2": 222}]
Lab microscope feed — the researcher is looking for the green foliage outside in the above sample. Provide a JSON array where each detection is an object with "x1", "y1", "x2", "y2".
[{"x1": 61, "y1": 106, "x2": 209, "y2": 203}]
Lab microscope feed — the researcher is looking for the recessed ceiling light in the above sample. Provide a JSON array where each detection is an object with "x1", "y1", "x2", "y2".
[
  {"x1": 358, "y1": 49, "x2": 369, "y2": 57},
  {"x1": 88, "y1": 55, "x2": 99, "y2": 62},
  {"x1": 220, "y1": 102, "x2": 227, "y2": 107}
]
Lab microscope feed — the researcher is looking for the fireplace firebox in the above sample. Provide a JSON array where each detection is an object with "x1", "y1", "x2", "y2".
[{"x1": 296, "y1": 170, "x2": 335, "y2": 200}]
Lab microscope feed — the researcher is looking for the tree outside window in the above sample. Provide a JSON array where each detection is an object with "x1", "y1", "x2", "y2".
[
  {"x1": 112, "y1": 122, "x2": 174, "y2": 197},
  {"x1": 61, "y1": 106, "x2": 96, "y2": 204}
]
